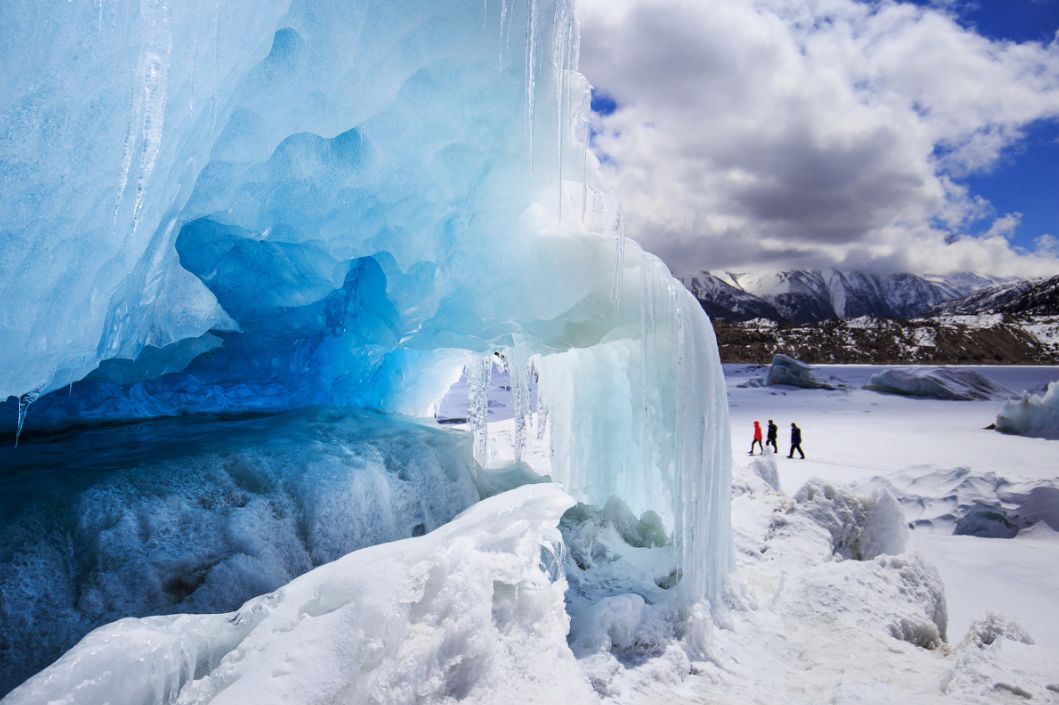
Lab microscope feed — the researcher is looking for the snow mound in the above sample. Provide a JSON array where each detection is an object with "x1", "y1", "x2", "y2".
[
  {"x1": 796, "y1": 553, "x2": 948, "y2": 649},
  {"x1": 4, "y1": 484, "x2": 597, "y2": 705},
  {"x1": 0, "y1": 409, "x2": 479, "y2": 695},
  {"x1": 865, "y1": 367, "x2": 1011, "y2": 401},
  {"x1": 764, "y1": 354, "x2": 838, "y2": 389},
  {"x1": 750, "y1": 453, "x2": 781, "y2": 492},
  {"x1": 864, "y1": 467, "x2": 1059, "y2": 538},
  {"x1": 960, "y1": 612, "x2": 1035, "y2": 649},
  {"x1": 996, "y1": 381, "x2": 1059, "y2": 439},
  {"x1": 793, "y1": 479, "x2": 908, "y2": 560},
  {"x1": 942, "y1": 613, "x2": 1059, "y2": 702}
]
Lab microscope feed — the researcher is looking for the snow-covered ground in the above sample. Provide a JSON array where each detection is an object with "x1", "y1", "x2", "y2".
[
  {"x1": 441, "y1": 362, "x2": 1059, "y2": 703},
  {"x1": 726, "y1": 364, "x2": 1059, "y2": 650},
  {"x1": 9, "y1": 363, "x2": 1059, "y2": 704}
]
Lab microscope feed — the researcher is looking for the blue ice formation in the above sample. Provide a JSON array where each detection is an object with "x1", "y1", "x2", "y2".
[
  {"x1": 0, "y1": 409, "x2": 478, "y2": 695},
  {"x1": 0, "y1": 0, "x2": 729, "y2": 619}
]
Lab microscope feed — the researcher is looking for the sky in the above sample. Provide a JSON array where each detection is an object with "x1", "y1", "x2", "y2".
[{"x1": 576, "y1": 0, "x2": 1059, "y2": 277}]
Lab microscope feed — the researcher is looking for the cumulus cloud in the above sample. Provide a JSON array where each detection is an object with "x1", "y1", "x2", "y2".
[{"x1": 576, "y1": 0, "x2": 1059, "y2": 276}]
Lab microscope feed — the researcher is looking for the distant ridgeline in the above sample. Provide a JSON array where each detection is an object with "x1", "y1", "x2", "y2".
[{"x1": 680, "y1": 270, "x2": 1059, "y2": 364}]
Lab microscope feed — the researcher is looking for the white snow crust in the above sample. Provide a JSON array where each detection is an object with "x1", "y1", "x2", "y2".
[{"x1": 5, "y1": 484, "x2": 598, "y2": 705}]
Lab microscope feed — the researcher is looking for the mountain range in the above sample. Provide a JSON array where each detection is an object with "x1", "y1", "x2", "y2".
[
  {"x1": 679, "y1": 269, "x2": 1059, "y2": 364},
  {"x1": 681, "y1": 269, "x2": 1058, "y2": 322}
]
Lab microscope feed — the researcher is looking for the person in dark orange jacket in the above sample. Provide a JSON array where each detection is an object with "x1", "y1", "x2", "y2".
[{"x1": 750, "y1": 420, "x2": 764, "y2": 455}]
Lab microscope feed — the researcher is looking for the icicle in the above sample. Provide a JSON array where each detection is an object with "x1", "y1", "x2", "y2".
[
  {"x1": 640, "y1": 252, "x2": 650, "y2": 416},
  {"x1": 467, "y1": 355, "x2": 492, "y2": 466},
  {"x1": 510, "y1": 347, "x2": 532, "y2": 463},
  {"x1": 525, "y1": 0, "x2": 539, "y2": 172},
  {"x1": 535, "y1": 372, "x2": 549, "y2": 442},
  {"x1": 553, "y1": 1, "x2": 571, "y2": 224},
  {"x1": 15, "y1": 386, "x2": 44, "y2": 448},
  {"x1": 610, "y1": 206, "x2": 627, "y2": 313}
]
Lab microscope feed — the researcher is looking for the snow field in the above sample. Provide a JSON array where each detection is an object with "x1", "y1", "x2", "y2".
[{"x1": 728, "y1": 364, "x2": 1059, "y2": 651}]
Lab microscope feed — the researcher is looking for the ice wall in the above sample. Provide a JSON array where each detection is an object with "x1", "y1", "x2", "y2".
[
  {"x1": 0, "y1": 410, "x2": 479, "y2": 695},
  {"x1": 1, "y1": 0, "x2": 730, "y2": 605}
]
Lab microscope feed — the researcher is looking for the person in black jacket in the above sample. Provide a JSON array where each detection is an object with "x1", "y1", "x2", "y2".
[
  {"x1": 766, "y1": 420, "x2": 778, "y2": 453},
  {"x1": 788, "y1": 422, "x2": 805, "y2": 459}
]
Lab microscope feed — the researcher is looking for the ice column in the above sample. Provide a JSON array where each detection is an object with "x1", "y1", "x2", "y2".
[{"x1": 535, "y1": 244, "x2": 732, "y2": 607}]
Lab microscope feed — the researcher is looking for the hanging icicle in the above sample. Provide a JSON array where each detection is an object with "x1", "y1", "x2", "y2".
[
  {"x1": 466, "y1": 354, "x2": 493, "y2": 466},
  {"x1": 15, "y1": 386, "x2": 45, "y2": 448}
]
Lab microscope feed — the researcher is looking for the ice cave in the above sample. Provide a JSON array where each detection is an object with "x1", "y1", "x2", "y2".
[{"x1": 0, "y1": 0, "x2": 730, "y2": 700}]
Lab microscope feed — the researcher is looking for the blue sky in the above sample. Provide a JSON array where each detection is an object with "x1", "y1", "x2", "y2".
[{"x1": 924, "y1": 0, "x2": 1059, "y2": 251}]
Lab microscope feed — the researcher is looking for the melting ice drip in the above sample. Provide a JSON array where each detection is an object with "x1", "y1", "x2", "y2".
[{"x1": 0, "y1": 0, "x2": 731, "y2": 609}]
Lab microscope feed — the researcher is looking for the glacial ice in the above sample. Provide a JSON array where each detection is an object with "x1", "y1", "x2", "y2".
[
  {"x1": 865, "y1": 367, "x2": 1012, "y2": 401},
  {"x1": 764, "y1": 354, "x2": 836, "y2": 390},
  {"x1": 0, "y1": 410, "x2": 479, "y2": 696},
  {"x1": 995, "y1": 381, "x2": 1059, "y2": 438},
  {"x1": 4, "y1": 484, "x2": 599, "y2": 705},
  {"x1": 0, "y1": 0, "x2": 733, "y2": 695}
]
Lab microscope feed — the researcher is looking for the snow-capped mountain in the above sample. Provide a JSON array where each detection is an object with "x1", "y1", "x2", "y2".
[
  {"x1": 934, "y1": 275, "x2": 1058, "y2": 316},
  {"x1": 682, "y1": 273, "x2": 784, "y2": 321},
  {"x1": 681, "y1": 269, "x2": 1013, "y2": 322}
]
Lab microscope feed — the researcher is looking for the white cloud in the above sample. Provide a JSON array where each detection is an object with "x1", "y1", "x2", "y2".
[
  {"x1": 576, "y1": 0, "x2": 1059, "y2": 276},
  {"x1": 1037, "y1": 233, "x2": 1059, "y2": 256}
]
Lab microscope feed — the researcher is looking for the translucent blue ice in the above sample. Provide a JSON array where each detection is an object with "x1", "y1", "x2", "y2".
[
  {"x1": 1, "y1": 0, "x2": 730, "y2": 612},
  {"x1": 0, "y1": 409, "x2": 478, "y2": 695}
]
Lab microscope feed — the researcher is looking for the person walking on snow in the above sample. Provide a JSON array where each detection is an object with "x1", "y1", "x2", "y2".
[
  {"x1": 788, "y1": 422, "x2": 805, "y2": 459},
  {"x1": 750, "y1": 421, "x2": 764, "y2": 455},
  {"x1": 766, "y1": 420, "x2": 778, "y2": 453}
]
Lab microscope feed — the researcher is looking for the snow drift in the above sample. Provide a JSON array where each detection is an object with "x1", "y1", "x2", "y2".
[
  {"x1": 995, "y1": 381, "x2": 1059, "y2": 439},
  {"x1": 864, "y1": 466, "x2": 1059, "y2": 539},
  {"x1": 865, "y1": 367, "x2": 1011, "y2": 401},
  {"x1": 4, "y1": 484, "x2": 598, "y2": 705}
]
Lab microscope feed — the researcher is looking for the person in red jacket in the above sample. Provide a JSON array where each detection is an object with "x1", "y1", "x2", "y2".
[{"x1": 750, "y1": 420, "x2": 764, "y2": 455}]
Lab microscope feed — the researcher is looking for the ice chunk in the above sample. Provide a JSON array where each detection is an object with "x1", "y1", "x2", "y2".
[
  {"x1": 995, "y1": 381, "x2": 1059, "y2": 438},
  {"x1": 764, "y1": 354, "x2": 837, "y2": 389},
  {"x1": 865, "y1": 367, "x2": 1011, "y2": 401},
  {"x1": 3, "y1": 484, "x2": 597, "y2": 705}
]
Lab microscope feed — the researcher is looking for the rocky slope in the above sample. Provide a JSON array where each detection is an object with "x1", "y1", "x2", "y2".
[{"x1": 713, "y1": 315, "x2": 1059, "y2": 365}]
